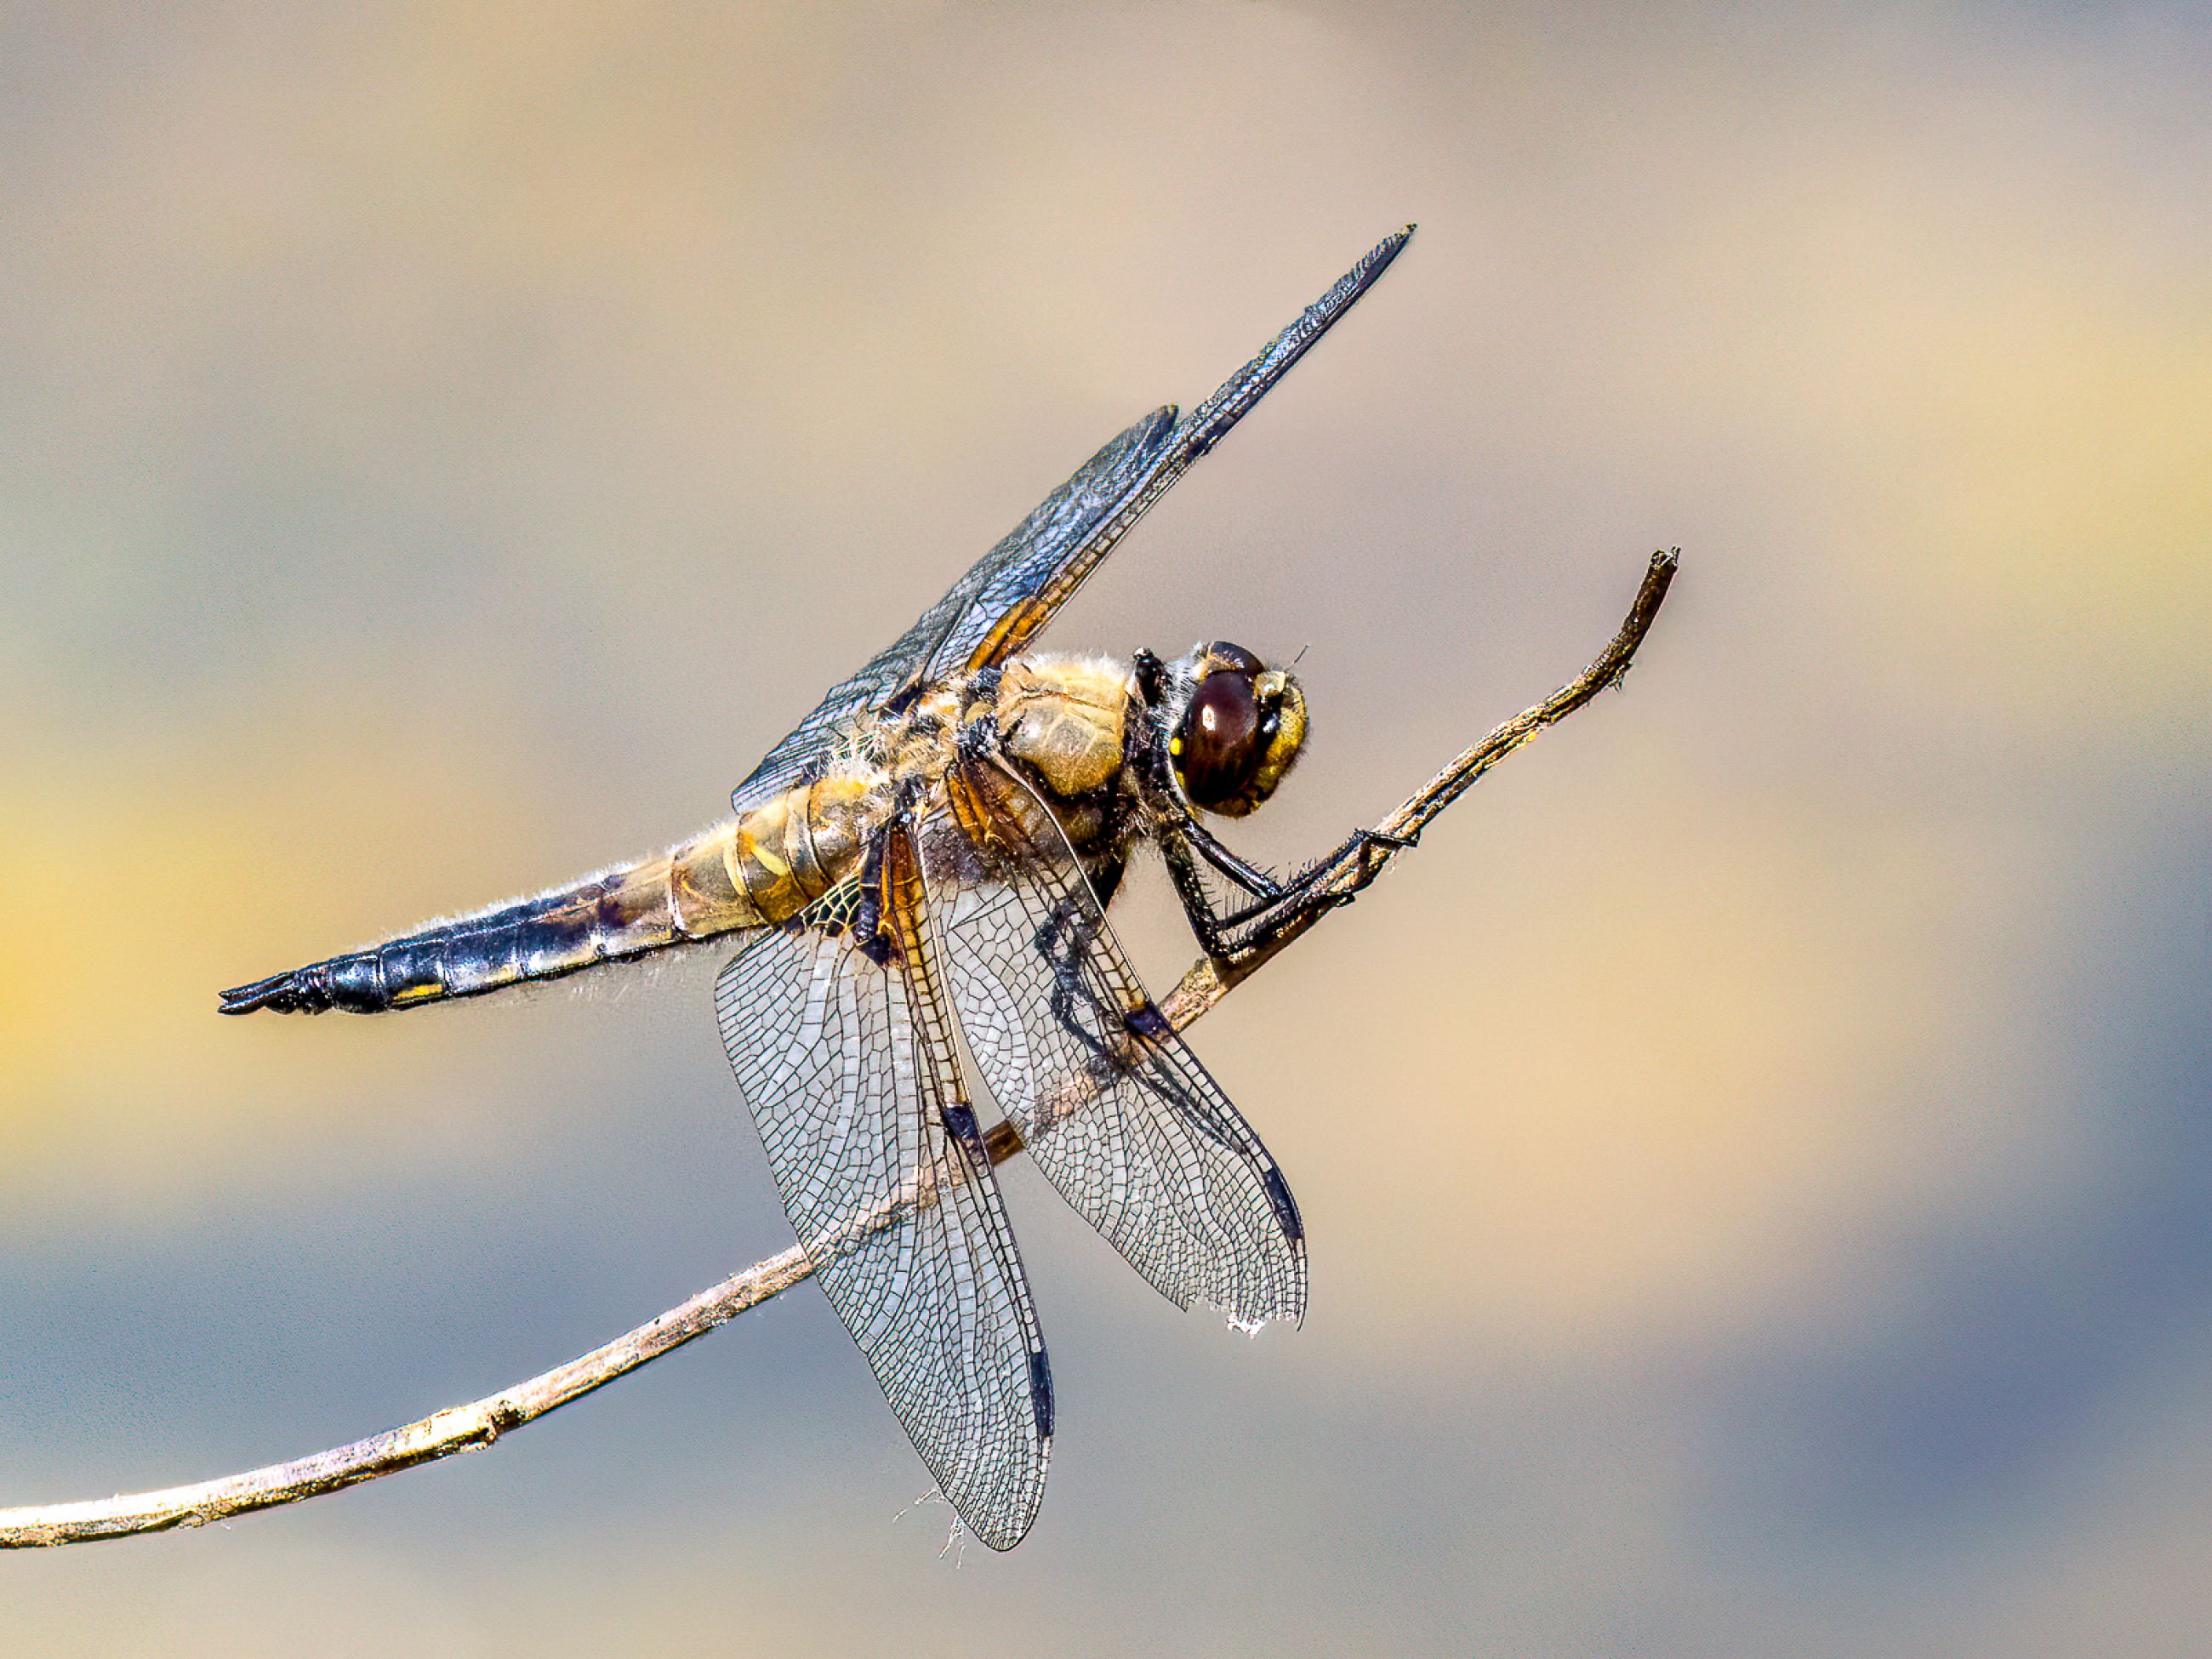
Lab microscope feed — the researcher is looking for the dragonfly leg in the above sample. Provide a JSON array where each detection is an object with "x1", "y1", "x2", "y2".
[{"x1": 1164, "y1": 815, "x2": 1416, "y2": 961}]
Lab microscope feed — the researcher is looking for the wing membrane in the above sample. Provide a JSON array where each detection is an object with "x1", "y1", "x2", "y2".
[
  {"x1": 929, "y1": 224, "x2": 1416, "y2": 680},
  {"x1": 715, "y1": 840, "x2": 1052, "y2": 1550},
  {"x1": 918, "y1": 761, "x2": 1307, "y2": 1330},
  {"x1": 732, "y1": 226, "x2": 1414, "y2": 811},
  {"x1": 729, "y1": 407, "x2": 1178, "y2": 811}
]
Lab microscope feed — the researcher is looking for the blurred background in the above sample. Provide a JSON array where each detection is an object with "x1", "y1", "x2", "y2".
[{"x1": 2, "y1": 2, "x2": 2207, "y2": 1653}]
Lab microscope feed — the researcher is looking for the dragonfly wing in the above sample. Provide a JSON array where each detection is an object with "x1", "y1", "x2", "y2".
[
  {"x1": 925, "y1": 224, "x2": 1416, "y2": 681},
  {"x1": 729, "y1": 406, "x2": 1177, "y2": 812},
  {"x1": 731, "y1": 225, "x2": 1414, "y2": 812},
  {"x1": 715, "y1": 835, "x2": 1052, "y2": 1550},
  {"x1": 917, "y1": 760, "x2": 1307, "y2": 1331}
]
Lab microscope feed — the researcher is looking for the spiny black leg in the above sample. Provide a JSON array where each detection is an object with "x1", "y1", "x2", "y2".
[
  {"x1": 1023, "y1": 886, "x2": 1128, "y2": 1072},
  {"x1": 1161, "y1": 830, "x2": 1243, "y2": 961},
  {"x1": 1181, "y1": 815, "x2": 1417, "y2": 914},
  {"x1": 1166, "y1": 817, "x2": 1419, "y2": 961},
  {"x1": 1226, "y1": 826, "x2": 1415, "y2": 930},
  {"x1": 1266, "y1": 824, "x2": 1416, "y2": 909},
  {"x1": 1178, "y1": 817, "x2": 1285, "y2": 902}
]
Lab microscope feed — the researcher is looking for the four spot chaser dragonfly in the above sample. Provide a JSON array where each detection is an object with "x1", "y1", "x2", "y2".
[{"x1": 223, "y1": 226, "x2": 1417, "y2": 1548}]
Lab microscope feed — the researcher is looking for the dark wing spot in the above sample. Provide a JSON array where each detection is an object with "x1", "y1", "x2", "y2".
[
  {"x1": 1123, "y1": 1001, "x2": 1172, "y2": 1039},
  {"x1": 1029, "y1": 1348, "x2": 1056, "y2": 1442},
  {"x1": 1263, "y1": 1166, "x2": 1304, "y2": 1243}
]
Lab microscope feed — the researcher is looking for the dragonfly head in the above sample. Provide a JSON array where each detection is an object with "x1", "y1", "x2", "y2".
[{"x1": 1155, "y1": 641, "x2": 1308, "y2": 818}]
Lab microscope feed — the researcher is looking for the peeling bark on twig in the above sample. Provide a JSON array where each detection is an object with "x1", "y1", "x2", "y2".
[{"x1": 0, "y1": 550, "x2": 1677, "y2": 1550}]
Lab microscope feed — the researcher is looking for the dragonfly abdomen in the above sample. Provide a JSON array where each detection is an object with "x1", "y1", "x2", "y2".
[{"x1": 220, "y1": 775, "x2": 879, "y2": 1015}]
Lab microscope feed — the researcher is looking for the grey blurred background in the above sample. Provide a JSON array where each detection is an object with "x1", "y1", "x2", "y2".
[{"x1": 2, "y1": 3, "x2": 2207, "y2": 1653}]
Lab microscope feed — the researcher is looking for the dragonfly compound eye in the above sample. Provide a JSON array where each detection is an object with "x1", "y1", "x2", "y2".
[
  {"x1": 1171, "y1": 640, "x2": 1309, "y2": 817},
  {"x1": 1177, "y1": 669, "x2": 1263, "y2": 812}
]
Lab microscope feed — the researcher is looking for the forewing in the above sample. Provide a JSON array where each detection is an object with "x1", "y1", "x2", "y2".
[
  {"x1": 927, "y1": 224, "x2": 1416, "y2": 680},
  {"x1": 732, "y1": 225, "x2": 1414, "y2": 812},
  {"x1": 715, "y1": 846, "x2": 1052, "y2": 1550},
  {"x1": 918, "y1": 761, "x2": 1307, "y2": 1331},
  {"x1": 729, "y1": 407, "x2": 1177, "y2": 812}
]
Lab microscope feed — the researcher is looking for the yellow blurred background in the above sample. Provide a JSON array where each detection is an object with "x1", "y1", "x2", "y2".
[{"x1": 3, "y1": 3, "x2": 2207, "y2": 1653}]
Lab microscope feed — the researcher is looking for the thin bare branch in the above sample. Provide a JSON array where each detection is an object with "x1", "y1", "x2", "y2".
[{"x1": 0, "y1": 550, "x2": 1678, "y2": 1550}]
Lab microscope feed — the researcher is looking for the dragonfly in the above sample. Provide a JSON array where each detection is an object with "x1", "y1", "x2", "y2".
[{"x1": 222, "y1": 225, "x2": 1415, "y2": 1549}]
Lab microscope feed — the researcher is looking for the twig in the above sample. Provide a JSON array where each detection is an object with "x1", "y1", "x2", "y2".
[{"x1": 0, "y1": 550, "x2": 1678, "y2": 1550}]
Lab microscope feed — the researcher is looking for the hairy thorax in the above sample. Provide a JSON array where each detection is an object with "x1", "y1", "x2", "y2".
[
  {"x1": 992, "y1": 653, "x2": 1133, "y2": 801},
  {"x1": 713, "y1": 652, "x2": 1133, "y2": 930}
]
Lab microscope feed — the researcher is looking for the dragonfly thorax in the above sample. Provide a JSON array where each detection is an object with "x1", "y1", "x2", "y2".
[{"x1": 990, "y1": 653, "x2": 1138, "y2": 802}]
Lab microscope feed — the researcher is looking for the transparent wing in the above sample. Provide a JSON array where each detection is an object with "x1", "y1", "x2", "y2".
[
  {"x1": 732, "y1": 225, "x2": 1415, "y2": 812},
  {"x1": 729, "y1": 406, "x2": 1177, "y2": 812},
  {"x1": 715, "y1": 840, "x2": 1052, "y2": 1551},
  {"x1": 918, "y1": 760, "x2": 1307, "y2": 1331},
  {"x1": 923, "y1": 224, "x2": 1416, "y2": 683}
]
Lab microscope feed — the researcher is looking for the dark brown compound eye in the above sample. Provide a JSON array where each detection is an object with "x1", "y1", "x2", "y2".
[{"x1": 1176, "y1": 669, "x2": 1266, "y2": 810}]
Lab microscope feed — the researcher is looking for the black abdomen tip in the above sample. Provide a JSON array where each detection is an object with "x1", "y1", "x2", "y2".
[{"x1": 219, "y1": 972, "x2": 306, "y2": 1015}]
